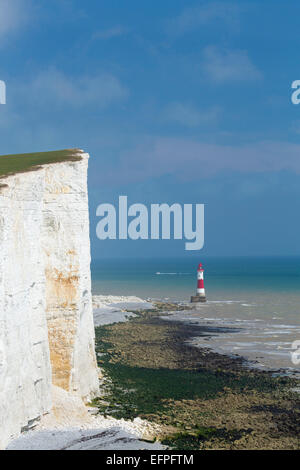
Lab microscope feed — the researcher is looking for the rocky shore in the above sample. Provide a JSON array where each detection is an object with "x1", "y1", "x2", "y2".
[
  {"x1": 8, "y1": 296, "x2": 300, "y2": 450},
  {"x1": 92, "y1": 299, "x2": 300, "y2": 450}
]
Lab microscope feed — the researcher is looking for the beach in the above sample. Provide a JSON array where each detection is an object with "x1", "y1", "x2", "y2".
[
  {"x1": 91, "y1": 257, "x2": 300, "y2": 376},
  {"x1": 91, "y1": 297, "x2": 300, "y2": 449},
  {"x1": 161, "y1": 298, "x2": 300, "y2": 376},
  {"x1": 8, "y1": 256, "x2": 300, "y2": 449}
]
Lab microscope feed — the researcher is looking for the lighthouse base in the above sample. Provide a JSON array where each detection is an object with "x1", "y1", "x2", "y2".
[{"x1": 190, "y1": 295, "x2": 206, "y2": 303}]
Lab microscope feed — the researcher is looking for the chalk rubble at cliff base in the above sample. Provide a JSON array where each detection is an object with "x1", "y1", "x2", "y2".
[
  {"x1": 6, "y1": 295, "x2": 162, "y2": 450},
  {"x1": 7, "y1": 386, "x2": 164, "y2": 450},
  {"x1": 92, "y1": 295, "x2": 153, "y2": 326}
]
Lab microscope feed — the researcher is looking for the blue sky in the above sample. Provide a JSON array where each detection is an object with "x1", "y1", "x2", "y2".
[{"x1": 1, "y1": 0, "x2": 300, "y2": 258}]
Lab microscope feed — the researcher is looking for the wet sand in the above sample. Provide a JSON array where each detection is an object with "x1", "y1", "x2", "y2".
[
  {"x1": 162, "y1": 300, "x2": 300, "y2": 377},
  {"x1": 92, "y1": 299, "x2": 300, "y2": 449},
  {"x1": 8, "y1": 296, "x2": 300, "y2": 450}
]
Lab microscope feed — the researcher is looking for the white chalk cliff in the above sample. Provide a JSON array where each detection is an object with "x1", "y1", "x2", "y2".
[{"x1": 0, "y1": 150, "x2": 99, "y2": 449}]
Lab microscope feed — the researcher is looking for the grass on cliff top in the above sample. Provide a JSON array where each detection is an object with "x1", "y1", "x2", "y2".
[{"x1": 0, "y1": 148, "x2": 83, "y2": 178}]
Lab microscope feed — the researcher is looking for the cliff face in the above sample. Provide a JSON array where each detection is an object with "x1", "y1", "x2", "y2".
[{"x1": 0, "y1": 151, "x2": 99, "y2": 449}]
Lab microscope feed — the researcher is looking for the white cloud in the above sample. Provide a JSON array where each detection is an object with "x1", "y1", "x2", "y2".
[
  {"x1": 0, "y1": 66, "x2": 129, "y2": 154},
  {"x1": 162, "y1": 102, "x2": 220, "y2": 127},
  {"x1": 0, "y1": 0, "x2": 29, "y2": 40},
  {"x1": 24, "y1": 68, "x2": 129, "y2": 108},
  {"x1": 92, "y1": 26, "x2": 129, "y2": 40},
  {"x1": 166, "y1": 2, "x2": 241, "y2": 36},
  {"x1": 101, "y1": 137, "x2": 300, "y2": 184},
  {"x1": 203, "y1": 46, "x2": 262, "y2": 83}
]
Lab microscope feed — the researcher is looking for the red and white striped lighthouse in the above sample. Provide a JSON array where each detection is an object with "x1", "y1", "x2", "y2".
[{"x1": 191, "y1": 263, "x2": 206, "y2": 303}]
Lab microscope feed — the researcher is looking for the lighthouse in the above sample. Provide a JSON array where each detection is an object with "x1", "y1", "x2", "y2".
[{"x1": 191, "y1": 263, "x2": 206, "y2": 303}]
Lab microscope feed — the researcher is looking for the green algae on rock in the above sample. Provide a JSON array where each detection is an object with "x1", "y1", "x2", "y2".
[{"x1": 92, "y1": 301, "x2": 300, "y2": 450}]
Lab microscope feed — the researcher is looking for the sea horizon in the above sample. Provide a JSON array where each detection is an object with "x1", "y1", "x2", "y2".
[
  {"x1": 91, "y1": 255, "x2": 300, "y2": 300},
  {"x1": 92, "y1": 255, "x2": 300, "y2": 373}
]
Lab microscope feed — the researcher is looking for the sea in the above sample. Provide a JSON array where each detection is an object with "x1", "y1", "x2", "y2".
[{"x1": 91, "y1": 257, "x2": 300, "y2": 375}]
